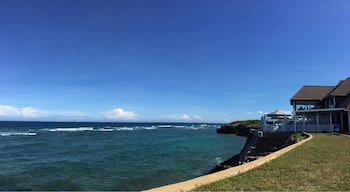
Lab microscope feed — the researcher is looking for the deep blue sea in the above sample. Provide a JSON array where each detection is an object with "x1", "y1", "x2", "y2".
[{"x1": 0, "y1": 121, "x2": 245, "y2": 191}]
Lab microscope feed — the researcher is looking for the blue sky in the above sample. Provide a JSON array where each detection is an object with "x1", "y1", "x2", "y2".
[{"x1": 0, "y1": 0, "x2": 349, "y2": 122}]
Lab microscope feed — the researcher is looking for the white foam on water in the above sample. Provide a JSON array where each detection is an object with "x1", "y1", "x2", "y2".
[
  {"x1": 158, "y1": 125, "x2": 173, "y2": 128},
  {"x1": 215, "y1": 157, "x2": 224, "y2": 164},
  {"x1": 144, "y1": 126, "x2": 157, "y2": 130},
  {"x1": 185, "y1": 125, "x2": 207, "y2": 130},
  {"x1": 97, "y1": 128, "x2": 114, "y2": 132},
  {"x1": 187, "y1": 127, "x2": 200, "y2": 130},
  {"x1": 115, "y1": 127, "x2": 134, "y2": 131},
  {"x1": 47, "y1": 127, "x2": 94, "y2": 132},
  {"x1": 0, "y1": 132, "x2": 37, "y2": 136},
  {"x1": 173, "y1": 125, "x2": 186, "y2": 128}
]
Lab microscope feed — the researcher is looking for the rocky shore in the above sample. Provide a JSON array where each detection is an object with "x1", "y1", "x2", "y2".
[{"x1": 210, "y1": 121, "x2": 307, "y2": 174}]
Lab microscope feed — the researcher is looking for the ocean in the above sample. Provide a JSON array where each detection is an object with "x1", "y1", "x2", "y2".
[{"x1": 0, "y1": 121, "x2": 245, "y2": 191}]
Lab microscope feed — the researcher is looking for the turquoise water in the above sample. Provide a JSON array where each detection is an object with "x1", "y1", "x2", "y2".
[{"x1": 0, "y1": 121, "x2": 245, "y2": 191}]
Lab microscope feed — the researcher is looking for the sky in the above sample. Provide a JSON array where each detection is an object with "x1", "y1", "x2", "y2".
[{"x1": 1, "y1": 0, "x2": 350, "y2": 123}]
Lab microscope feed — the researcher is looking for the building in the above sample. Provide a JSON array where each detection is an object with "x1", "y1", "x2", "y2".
[
  {"x1": 262, "y1": 77, "x2": 350, "y2": 132},
  {"x1": 261, "y1": 109, "x2": 292, "y2": 132}
]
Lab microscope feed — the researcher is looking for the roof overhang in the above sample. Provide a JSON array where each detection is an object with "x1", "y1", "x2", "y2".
[
  {"x1": 295, "y1": 108, "x2": 345, "y2": 113},
  {"x1": 291, "y1": 100, "x2": 321, "y2": 105}
]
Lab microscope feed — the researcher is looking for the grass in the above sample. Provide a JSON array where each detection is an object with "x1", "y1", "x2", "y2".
[{"x1": 194, "y1": 133, "x2": 350, "y2": 191}]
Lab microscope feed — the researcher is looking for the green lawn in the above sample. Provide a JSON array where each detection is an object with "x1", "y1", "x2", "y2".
[{"x1": 194, "y1": 134, "x2": 350, "y2": 191}]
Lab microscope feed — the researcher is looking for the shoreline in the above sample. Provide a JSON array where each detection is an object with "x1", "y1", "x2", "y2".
[
  {"x1": 208, "y1": 131, "x2": 304, "y2": 174},
  {"x1": 144, "y1": 132, "x2": 312, "y2": 192}
]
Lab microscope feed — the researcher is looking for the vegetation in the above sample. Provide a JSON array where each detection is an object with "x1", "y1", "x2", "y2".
[
  {"x1": 228, "y1": 120, "x2": 261, "y2": 128},
  {"x1": 217, "y1": 120, "x2": 260, "y2": 136},
  {"x1": 194, "y1": 134, "x2": 350, "y2": 191},
  {"x1": 290, "y1": 132, "x2": 308, "y2": 143}
]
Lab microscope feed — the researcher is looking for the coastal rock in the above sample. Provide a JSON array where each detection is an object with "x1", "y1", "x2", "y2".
[
  {"x1": 216, "y1": 125, "x2": 251, "y2": 136},
  {"x1": 208, "y1": 154, "x2": 240, "y2": 174},
  {"x1": 216, "y1": 120, "x2": 260, "y2": 136},
  {"x1": 208, "y1": 132, "x2": 308, "y2": 174}
]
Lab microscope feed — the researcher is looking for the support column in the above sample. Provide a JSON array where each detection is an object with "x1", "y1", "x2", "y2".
[
  {"x1": 330, "y1": 112, "x2": 333, "y2": 132},
  {"x1": 316, "y1": 113, "x2": 319, "y2": 133},
  {"x1": 340, "y1": 112, "x2": 344, "y2": 132},
  {"x1": 262, "y1": 114, "x2": 266, "y2": 131},
  {"x1": 293, "y1": 102, "x2": 297, "y2": 132},
  {"x1": 348, "y1": 112, "x2": 350, "y2": 133},
  {"x1": 293, "y1": 101, "x2": 296, "y2": 112},
  {"x1": 302, "y1": 114, "x2": 306, "y2": 132}
]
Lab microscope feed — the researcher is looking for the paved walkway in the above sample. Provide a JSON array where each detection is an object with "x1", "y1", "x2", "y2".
[{"x1": 144, "y1": 133, "x2": 313, "y2": 192}]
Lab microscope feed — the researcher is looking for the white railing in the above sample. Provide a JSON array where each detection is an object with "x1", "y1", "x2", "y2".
[
  {"x1": 296, "y1": 125, "x2": 333, "y2": 132},
  {"x1": 284, "y1": 125, "x2": 295, "y2": 132},
  {"x1": 262, "y1": 124, "x2": 283, "y2": 132},
  {"x1": 262, "y1": 124, "x2": 333, "y2": 133}
]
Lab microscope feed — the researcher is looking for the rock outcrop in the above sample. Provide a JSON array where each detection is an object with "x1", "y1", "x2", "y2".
[
  {"x1": 216, "y1": 120, "x2": 260, "y2": 136},
  {"x1": 208, "y1": 131, "x2": 308, "y2": 174}
]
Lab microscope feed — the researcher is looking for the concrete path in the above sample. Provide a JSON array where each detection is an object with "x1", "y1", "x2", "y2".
[{"x1": 144, "y1": 133, "x2": 313, "y2": 192}]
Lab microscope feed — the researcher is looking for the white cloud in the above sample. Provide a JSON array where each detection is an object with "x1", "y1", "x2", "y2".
[
  {"x1": 0, "y1": 105, "x2": 20, "y2": 116},
  {"x1": 0, "y1": 105, "x2": 42, "y2": 117},
  {"x1": 103, "y1": 108, "x2": 138, "y2": 120},
  {"x1": 258, "y1": 110, "x2": 264, "y2": 114},
  {"x1": 21, "y1": 107, "x2": 41, "y2": 117},
  {"x1": 193, "y1": 115, "x2": 202, "y2": 120},
  {"x1": 0, "y1": 104, "x2": 85, "y2": 120},
  {"x1": 181, "y1": 114, "x2": 190, "y2": 120},
  {"x1": 247, "y1": 112, "x2": 254, "y2": 115},
  {"x1": 168, "y1": 114, "x2": 203, "y2": 122}
]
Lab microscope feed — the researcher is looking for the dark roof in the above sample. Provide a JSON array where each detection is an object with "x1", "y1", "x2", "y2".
[
  {"x1": 329, "y1": 78, "x2": 350, "y2": 96},
  {"x1": 290, "y1": 86, "x2": 334, "y2": 103}
]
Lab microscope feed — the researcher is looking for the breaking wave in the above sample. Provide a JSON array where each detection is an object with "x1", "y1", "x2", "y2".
[
  {"x1": 0, "y1": 132, "x2": 37, "y2": 136},
  {"x1": 115, "y1": 127, "x2": 134, "y2": 131},
  {"x1": 96, "y1": 128, "x2": 114, "y2": 132},
  {"x1": 46, "y1": 127, "x2": 94, "y2": 132},
  {"x1": 158, "y1": 125, "x2": 173, "y2": 128},
  {"x1": 15, "y1": 123, "x2": 217, "y2": 135}
]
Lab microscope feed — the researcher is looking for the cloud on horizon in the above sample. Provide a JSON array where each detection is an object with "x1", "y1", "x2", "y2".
[
  {"x1": 0, "y1": 105, "x2": 43, "y2": 118},
  {"x1": 0, "y1": 104, "x2": 85, "y2": 120},
  {"x1": 168, "y1": 114, "x2": 202, "y2": 122},
  {"x1": 103, "y1": 108, "x2": 138, "y2": 120}
]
